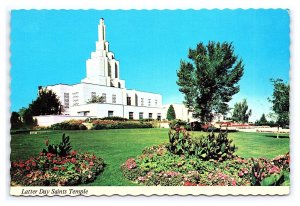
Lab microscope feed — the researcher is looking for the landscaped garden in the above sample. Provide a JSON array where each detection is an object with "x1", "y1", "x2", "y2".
[{"x1": 10, "y1": 128, "x2": 289, "y2": 186}]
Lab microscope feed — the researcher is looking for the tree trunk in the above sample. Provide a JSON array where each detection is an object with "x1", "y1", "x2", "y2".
[{"x1": 277, "y1": 125, "x2": 279, "y2": 138}]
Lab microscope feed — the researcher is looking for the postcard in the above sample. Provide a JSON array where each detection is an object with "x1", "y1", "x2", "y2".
[{"x1": 10, "y1": 9, "x2": 290, "y2": 196}]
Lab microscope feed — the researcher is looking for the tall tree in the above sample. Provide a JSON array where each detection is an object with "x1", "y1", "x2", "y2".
[
  {"x1": 231, "y1": 99, "x2": 252, "y2": 123},
  {"x1": 268, "y1": 78, "x2": 289, "y2": 138},
  {"x1": 177, "y1": 41, "x2": 244, "y2": 122},
  {"x1": 166, "y1": 104, "x2": 176, "y2": 120},
  {"x1": 29, "y1": 88, "x2": 62, "y2": 116}
]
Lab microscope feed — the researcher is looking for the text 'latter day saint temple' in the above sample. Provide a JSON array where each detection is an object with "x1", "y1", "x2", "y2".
[{"x1": 37, "y1": 18, "x2": 174, "y2": 125}]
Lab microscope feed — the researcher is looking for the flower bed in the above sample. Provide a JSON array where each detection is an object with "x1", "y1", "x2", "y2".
[
  {"x1": 11, "y1": 151, "x2": 105, "y2": 186},
  {"x1": 121, "y1": 145, "x2": 290, "y2": 186},
  {"x1": 11, "y1": 133, "x2": 105, "y2": 186}
]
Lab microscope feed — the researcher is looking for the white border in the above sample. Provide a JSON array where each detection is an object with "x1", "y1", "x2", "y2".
[{"x1": 1, "y1": 0, "x2": 299, "y2": 205}]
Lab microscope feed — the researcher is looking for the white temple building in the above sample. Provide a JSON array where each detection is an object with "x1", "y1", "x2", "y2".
[{"x1": 42, "y1": 18, "x2": 164, "y2": 122}]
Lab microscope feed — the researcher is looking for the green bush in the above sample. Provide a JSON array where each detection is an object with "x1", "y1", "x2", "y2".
[
  {"x1": 168, "y1": 128, "x2": 236, "y2": 161},
  {"x1": 51, "y1": 121, "x2": 87, "y2": 130},
  {"x1": 169, "y1": 119, "x2": 191, "y2": 130},
  {"x1": 92, "y1": 122, "x2": 153, "y2": 130},
  {"x1": 100, "y1": 116, "x2": 128, "y2": 121}
]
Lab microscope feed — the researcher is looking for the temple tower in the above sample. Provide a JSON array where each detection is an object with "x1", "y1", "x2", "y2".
[{"x1": 81, "y1": 18, "x2": 125, "y2": 88}]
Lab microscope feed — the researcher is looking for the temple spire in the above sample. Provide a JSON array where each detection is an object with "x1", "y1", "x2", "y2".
[{"x1": 98, "y1": 18, "x2": 106, "y2": 41}]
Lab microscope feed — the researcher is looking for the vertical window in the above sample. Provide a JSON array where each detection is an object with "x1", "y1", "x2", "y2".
[
  {"x1": 112, "y1": 94, "x2": 116, "y2": 104},
  {"x1": 72, "y1": 92, "x2": 79, "y2": 106},
  {"x1": 108, "y1": 63, "x2": 111, "y2": 77},
  {"x1": 149, "y1": 113, "x2": 153, "y2": 119},
  {"x1": 102, "y1": 93, "x2": 106, "y2": 103},
  {"x1": 155, "y1": 99, "x2": 158, "y2": 106},
  {"x1": 148, "y1": 99, "x2": 151, "y2": 107},
  {"x1": 129, "y1": 112, "x2": 134, "y2": 120},
  {"x1": 127, "y1": 97, "x2": 131, "y2": 105},
  {"x1": 141, "y1": 98, "x2": 144, "y2": 106},
  {"x1": 108, "y1": 111, "x2": 114, "y2": 117},
  {"x1": 115, "y1": 63, "x2": 118, "y2": 78},
  {"x1": 157, "y1": 113, "x2": 161, "y2": 121},
  {"x1": 139, "y1": 112, "x2": 143, "y2": 119},
  {"x1": 64, "y1": 93, "x2": 69, "y2": 108}
]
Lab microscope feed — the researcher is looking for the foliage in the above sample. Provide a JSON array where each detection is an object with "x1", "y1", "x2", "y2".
[
  {"x1": 86, "y1": 95, "x2": 105, "y2": 104},
  {"x1": 168, "y1": 127, "x2": 236, "y2": 161},
  {"x1": 10, "y1": 112, "x2": 22, "y2": 129},
  {"x1": 42, "y1": 133, "x2": 72, "y2": 157},
  {"x1": 91, "y1": 120, "x2": 153, "y2": 130},
  {"x1": 30, "y1": 87, "x2": 62, "y2": 116},
  {"x1": 22, "y1": 108, "x2": 37, "y2": 127},
  {"x1": 99, "y1": 116, "x2": 128, "y2": 121},
  {"x1": 169, "y1": 119, "x2": 191, "y2": 130},
  {"x1": 177, "y1": 41, "x2": 244, "y2": 122},
  {"x1": 268, "y1": 79, "x2": 289, "y2": 128},
  {"x1": 121, "y1": 145, "x2": 290, "y2": 186},
  {"x1": 232, "y1": 99, "x2": 252, "y2": 123},
  {"x1": 250, "y1": 153, "x2": 290, "y2": 186},
  {"x1": 51, "y1": 120, "x2": 87, "y2": 130},
  {"x1": 11, "y1": 133, "x2": 105, "y2": 186},
  {"x1": 166, "y1": 104, "x2": 176, "y2": 120},
  {"x1": 255, "y1": 113, "x2": 269, "y2": 126}
]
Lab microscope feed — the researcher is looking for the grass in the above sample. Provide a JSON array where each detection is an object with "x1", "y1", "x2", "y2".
[{"x1": 10, "y1": 128, "x2": 289, "y2": 186}]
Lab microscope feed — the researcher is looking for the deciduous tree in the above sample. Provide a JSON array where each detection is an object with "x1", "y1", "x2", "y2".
[
  {"x1": 268, "y1": 78, "x2": 289, "y2": 138},
  {"x1": 177, "y1": 41, "x2": 244, "y2": 122}
]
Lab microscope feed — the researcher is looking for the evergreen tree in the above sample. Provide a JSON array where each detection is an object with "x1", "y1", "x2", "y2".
[
  {"x1": 177, "y1": 41, "x2": 244, "y2": 122},
  {"x1": 166, "y1": 104, "x2": 176, "y2": 120},
  {"x1": 232, "y1": 99, "x2": 252, "y2": 123},
  {"x1": 258, "y1": 113, "x2": 268, "y2": 125}
]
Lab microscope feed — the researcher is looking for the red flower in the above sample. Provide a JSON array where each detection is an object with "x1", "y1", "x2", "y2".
[
  {"x1": 52, "y1": 166, "x2": 59, "y2": 171},
  {"x1": 61, "y1": 166, "x2": 66, "y2": 171},
  {"x1": 25, "y1": 166, "x2": 30, "y2": 170},
  {"x1": 183, "y1": 181, "x2": 197, "y2": 186},
  {"x1": 19, "y1": 163, "x2": 25, "y2": 168},
  {"x1": 70, "y1": 158, "x2": 77, "y2": 164},
  {"x1": 89, "y1": 161, "x2": 94, "y2": 166},
  {"x1": 70, "y1": 150, "x2": 77, "y2": 156}
]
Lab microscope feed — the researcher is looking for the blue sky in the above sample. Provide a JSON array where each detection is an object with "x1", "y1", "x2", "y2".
[{"x1": 10, "y1": 10, "x2": 290, "y2": 121}]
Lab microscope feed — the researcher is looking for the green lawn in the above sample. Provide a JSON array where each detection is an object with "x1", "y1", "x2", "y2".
[{"x1": 10, "y1": 128, "x2": 289, "y2": 186}]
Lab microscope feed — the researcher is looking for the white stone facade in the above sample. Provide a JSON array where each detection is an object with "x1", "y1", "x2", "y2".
[{"x1": 43, "y1": 19, "x2": 164, "y2": 121}]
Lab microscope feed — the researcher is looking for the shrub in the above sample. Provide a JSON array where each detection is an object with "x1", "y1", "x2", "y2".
[
  {"x1": 168, "y1": 127, "x2": 237, "y2": 161},
  {"x1": 92, "y1": 121, "x2": 153, "y2": 130},
  {"x1": 51, "y1": 120, "x2": 87, "y2": 130},
  {"x1": 100, "y1": 116, "x2": 128, "y2": 121},
  {"x1": 42, "y1": 133, "x2": 72, "y2": 157},
  {"x1": 169, "y1": 119, "x2": 191, "y2": 130}
]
